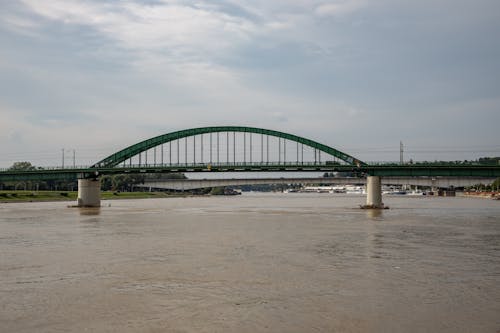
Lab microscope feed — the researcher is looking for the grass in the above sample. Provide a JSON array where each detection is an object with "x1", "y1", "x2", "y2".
[
  {"x1": 0, "y1": 190, "x2": 186, "y2": 203},
  {"x1": 100, "y1": 191, "x2": 183, "y2": 200}
]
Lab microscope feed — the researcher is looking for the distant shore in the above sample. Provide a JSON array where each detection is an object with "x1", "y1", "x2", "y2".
[
  {"x1": 461, "y1": 191, "x2": 500, "y2": 200},
  {"x1": 2, "y1": 190, "x2": 499, "y2": 204},
  {"x1": 0, "y1": 190, "x2": 193, "y2": 203}
]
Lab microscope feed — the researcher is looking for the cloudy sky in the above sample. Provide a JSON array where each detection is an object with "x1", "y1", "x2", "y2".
[{"x1": 1, "y1": 0, "x2": 499, "y2": 167}]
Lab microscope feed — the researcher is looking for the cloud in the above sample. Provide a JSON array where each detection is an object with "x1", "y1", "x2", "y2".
[
  {"x1": 0, "y1": 0, "x2": 499, "y2": 166},
  {"x1": 18, "y1": 0, "x2": 258, "y2": 64},
  {"x1": 1, "y1": 13, "x2": 39, "y2": 35},
  {"x1": 315, "y1": 1, "x2": 366, "y2": 17}
]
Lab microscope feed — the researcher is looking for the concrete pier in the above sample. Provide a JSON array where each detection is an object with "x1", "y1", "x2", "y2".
[
  {"x1": 77, "y1": 179, "x2": 101, "y2": 207},
  {"x1": 364, "y1": 176, "x2": 384, "y2": 209}
]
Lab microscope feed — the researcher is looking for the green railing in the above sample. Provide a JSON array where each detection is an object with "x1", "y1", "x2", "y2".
[{"x1": 1, "y1": 163, "x2": 499, "y2": 182}]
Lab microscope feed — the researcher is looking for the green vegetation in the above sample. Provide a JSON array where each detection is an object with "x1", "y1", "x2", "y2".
[
  {"x1": 100, "y1": 173, "x2": 186, "y2": 191},
  {"x1": 8, "y1": 161, "x2": 38, "y2": 171},
  {"x1": 1, "y1": 161, "x2": 188, "y2": 192},
  {"x1": 0, "y1": 190, "x2": 191, "y2": 203},
  {"x1": 0, "y1": 191, "x2": 78, "y2": 202},
  {"x1": 100, "y1": 174, "x2": 146, "y2": 191},
  {"x1": 478, "y1": 157, "x2": 500, "y2": 165},
  {"x1": 100, "y1": 191, "x2": 187, "y2": 200},
  {"x1": 209, "y1": 187, "x2": 225, "y2": 195},
  {"x1": 466, "y1": 177, "x2": 500, "y2": 192}
]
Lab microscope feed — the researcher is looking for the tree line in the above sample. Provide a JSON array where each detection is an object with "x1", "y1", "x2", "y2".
[{"x1": 0, "y1": 162, "x2": 186, "y2": 191}]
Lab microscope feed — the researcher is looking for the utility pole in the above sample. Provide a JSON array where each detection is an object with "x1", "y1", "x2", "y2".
[
  {"x1": 62, "y1": 148, "x2": 65, "y2": 168},
  {"x1": 73, "y1": 150, "x2": 76, "y2": 168},
  {"x1": 400, "y1": 141, "x2": 404, "y2": 165}
]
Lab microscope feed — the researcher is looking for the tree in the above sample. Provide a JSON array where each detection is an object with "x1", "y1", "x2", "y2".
[
  {"x1": 478, "y1": 157, "x2": 500, "y2": 165},
  {"x1": 9, "y1": 161, "x2": 36, "y2": 171},
  {"x1": 100, "y1": 174, "x2": 145, "y2": 191},
  {"x1": 101, "y1": 176, "x2": 113, "y2": 191},
  {"x1": 492, "y1": 178, "x2": 500, "y2": 191}
]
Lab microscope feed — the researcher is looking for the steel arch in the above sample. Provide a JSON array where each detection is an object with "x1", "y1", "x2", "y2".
[{"x1": 92, "y1": 126, "x2": 365, "y2": 168}]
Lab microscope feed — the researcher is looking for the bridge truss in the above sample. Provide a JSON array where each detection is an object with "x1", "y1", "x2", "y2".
[{"x1": 93, "y1": 126, "x2": 365, "y2": 169}]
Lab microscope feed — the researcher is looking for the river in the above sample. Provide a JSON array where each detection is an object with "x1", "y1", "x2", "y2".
[{"x1": 1, "y1": 193, "x2": 499, "y2": 332}]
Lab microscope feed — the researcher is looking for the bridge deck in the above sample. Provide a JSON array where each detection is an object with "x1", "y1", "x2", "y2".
[
  {"x1": 1, "y1": 163, "x2": 499, "y2": 182},
  {"x1": 139, "y1": 176, "x2": 497, "y2": 190}
]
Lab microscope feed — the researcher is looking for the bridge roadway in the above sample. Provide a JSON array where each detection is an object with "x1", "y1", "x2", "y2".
[
  {"x1": 1, "y1": 162, "x2": 500, "y2": 181},
  {"x1": 138, "y1": 176, "x2": 497, "y2": 191}
]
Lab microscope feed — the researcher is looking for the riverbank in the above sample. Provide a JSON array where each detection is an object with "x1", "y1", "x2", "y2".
[
  {"x1": 462, "y1": 191, "x2": 500, "y2": 199},
  {"x1": 0, "y1": 191, "x2": 190, "y2": 203}
]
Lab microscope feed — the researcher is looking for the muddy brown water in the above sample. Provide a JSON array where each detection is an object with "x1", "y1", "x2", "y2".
[{"x1": 1, "y1": 193, "x2": 499, "y2": 332}]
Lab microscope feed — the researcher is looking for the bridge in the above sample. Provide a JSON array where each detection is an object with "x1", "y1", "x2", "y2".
[
  {"x1": 137, "y1": 176, "x2": 497, "y2": 192},
  {"x1": 1, "y1": 126, "x2": 499, "y2": 208}
]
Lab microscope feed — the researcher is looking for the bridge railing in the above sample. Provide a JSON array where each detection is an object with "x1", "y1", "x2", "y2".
[
  {"x1": 0, "y1": 161, "x2": 346, "y2": 173},
  {"x1": 110, "y1": 161, "x2": 347, "y2": 168},
  {"x1": 0, "y1": 165, "x2": 92, "y2": 172},
  {"x1": 365, "y1": 161, "x2": 494, "y2": 166},
  {"x1": 0, "y1": 161, "x2": 348, "y2": 174},
  {"x1": 2, "y1": 161, "x2": 498, "y2": 173}
]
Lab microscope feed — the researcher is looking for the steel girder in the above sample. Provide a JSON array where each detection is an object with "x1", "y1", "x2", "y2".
[
  {"x1": 1, "y1": 164, "x2": 500, "y2": 182},
  {"x1": 92, "y1": 126, "x2": 365, "y2": 168}
]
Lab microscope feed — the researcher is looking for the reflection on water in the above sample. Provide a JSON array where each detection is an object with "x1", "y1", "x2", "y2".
[
  {"x1": 78, "y1": 207, "x2": 101, "y2": 216},
  {"x1": 365, "y1": 208, "x2": 383, "y2": 219},
  {"x1": 1, "y1": 193, "x2": 499, "y2": 333}
]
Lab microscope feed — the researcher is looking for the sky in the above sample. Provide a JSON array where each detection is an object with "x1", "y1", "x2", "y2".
[{"x1": 1, "y1": 0, "x2": 499, "y2": 167}]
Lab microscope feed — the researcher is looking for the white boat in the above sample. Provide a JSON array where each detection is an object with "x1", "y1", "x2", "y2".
[
  {"x1": 345, "y1": 185, "x2": 366, "y2": 194},
  {"x1": 383, "y1": 186, "x2": 409, "y2": 195},
  {"x1": 407, "y1": 190, "x2": 426, "y2": 196}
]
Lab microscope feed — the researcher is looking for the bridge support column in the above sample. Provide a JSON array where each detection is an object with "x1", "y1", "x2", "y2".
[
  {"x1": 363, "y1": 176, "x2": 385, "y2": 209},
  {"x1": 77, "y1": 179, "x2": 101, "y2": 207}
]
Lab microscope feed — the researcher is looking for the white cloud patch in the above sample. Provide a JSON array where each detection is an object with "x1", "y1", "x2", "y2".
[
  {"x1": 1, "y1": 13, "x2": 39, "y2": 34},
  {"x1": 315, "y1": 0, "x2": 367, "y2": 17},
  {"x1": 19, "y1": 0, "x2": 258, "y2": 63}
]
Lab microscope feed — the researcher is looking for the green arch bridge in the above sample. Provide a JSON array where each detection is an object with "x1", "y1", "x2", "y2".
[{"x1": 1, "y1": 126, "x2": 499, "y2": 207}]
